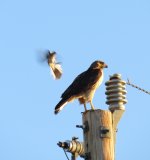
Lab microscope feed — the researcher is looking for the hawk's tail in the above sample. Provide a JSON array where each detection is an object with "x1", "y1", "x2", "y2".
[{"x1": 54, "y1": 98, "x2": 68, "y2": 114}]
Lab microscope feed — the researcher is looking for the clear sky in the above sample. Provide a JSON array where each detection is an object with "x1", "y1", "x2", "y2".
[{"x1": 0, "y1": 0, "x2": 150, "y2": 159}]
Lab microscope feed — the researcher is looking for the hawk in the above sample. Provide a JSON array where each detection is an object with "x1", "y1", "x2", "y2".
[{"x1": 54, "y1": 60, "x2": 108, "y2": 114}]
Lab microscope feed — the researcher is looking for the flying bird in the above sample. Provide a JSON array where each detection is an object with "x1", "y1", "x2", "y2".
[
  {"x1": 46, "y1": 51, "x2": 62, "y2": 79},
  {"x1": 37, "y1": 50, "x2": 62, "y2": 79},
  {"x1": 54, "y1": 60, "x2": 108, "y2": 114}
]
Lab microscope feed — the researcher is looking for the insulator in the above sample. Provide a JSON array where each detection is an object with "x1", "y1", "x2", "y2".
[
  {"x1": 105, "y1": 73, "x2": 127, "y2": 111},
  {"x1": 57, "y1": 140, "x2": 84, "y2": 156}
]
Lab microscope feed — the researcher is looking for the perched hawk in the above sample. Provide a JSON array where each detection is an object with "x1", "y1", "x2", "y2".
[{"x1": 54, "y1": 60, "x2": 108, "y2": 114}]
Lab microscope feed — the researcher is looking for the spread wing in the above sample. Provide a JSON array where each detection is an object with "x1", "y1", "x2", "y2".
[
  {"x1": 50, "y1": 63, "x2": 62, "y2": 79},
  {"x1": 61, "y1": 68, "x2": 102, "y2": 98}
]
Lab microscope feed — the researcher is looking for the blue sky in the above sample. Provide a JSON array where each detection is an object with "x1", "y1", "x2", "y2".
[{"x1": 0, "y1": 0, "x2": 150, "y2": 159}]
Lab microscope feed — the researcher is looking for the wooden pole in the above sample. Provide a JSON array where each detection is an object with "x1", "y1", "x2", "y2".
[
  {"x1": 81, "y1": 74, "x2": 126, "y2": 160},
  {"x1": 82, "y1": 109, "x2": 115, "y2": 160}
]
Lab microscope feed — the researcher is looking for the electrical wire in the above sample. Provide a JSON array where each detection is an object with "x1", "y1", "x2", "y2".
[
  {"x1": 63, "y1": 148, "x2": 70, "y2": 160},
  {"x1": 126, "y1": 79, "x2": 150, "y2": 95}
]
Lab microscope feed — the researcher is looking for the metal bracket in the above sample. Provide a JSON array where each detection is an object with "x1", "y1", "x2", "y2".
[
  {"x1": 76, "y1": 121, "x2": 89, "y2": 133},
  {"x1": 100, "y1": 126, "x2": 111, "y2": 138},
  {"x1": 80, "y1": 152, "x2": 91, "y2": 160}
]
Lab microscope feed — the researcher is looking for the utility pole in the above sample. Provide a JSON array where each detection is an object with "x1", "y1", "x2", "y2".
[
  {"x1": 58, "y1": 73, "x2": 127, "y2": 160},
  {"x1": 82, "y1": 74, "x2": 127, "y2": 160}
]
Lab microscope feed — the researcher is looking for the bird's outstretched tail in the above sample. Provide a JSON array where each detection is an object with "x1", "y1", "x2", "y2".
[{"x1": 54, "y1": 98, "x2": 68, "y2": 114}]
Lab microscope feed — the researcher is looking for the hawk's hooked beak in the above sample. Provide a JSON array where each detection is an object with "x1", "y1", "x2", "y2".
[{"x1": 103, "y1": 63, "x2": 108, "y2": 68}]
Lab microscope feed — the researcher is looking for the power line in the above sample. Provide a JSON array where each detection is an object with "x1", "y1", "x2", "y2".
[
  {"x1": 126, "y1": 79, "x2": 150, "y2": 95},
  {"x1": 63, "y1": 148, "x2": 70, "y2": 160}
]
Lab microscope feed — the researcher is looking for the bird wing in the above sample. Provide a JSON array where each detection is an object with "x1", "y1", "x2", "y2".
[
  {"x1": 49, "y1": 63, "x2": 62, "y2": 79},
  {"x1": 61, "y1": 68, "x2": 102, "y2": 98}
]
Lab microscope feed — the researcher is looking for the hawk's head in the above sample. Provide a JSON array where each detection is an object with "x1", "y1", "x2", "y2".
[{"x1": 90, "y1": 60, "x2": 108, "y2": 69}]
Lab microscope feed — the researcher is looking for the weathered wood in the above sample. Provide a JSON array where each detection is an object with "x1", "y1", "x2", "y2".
[{"x1": 82, "y1": 109, "x2": 114, "y2": 160}]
